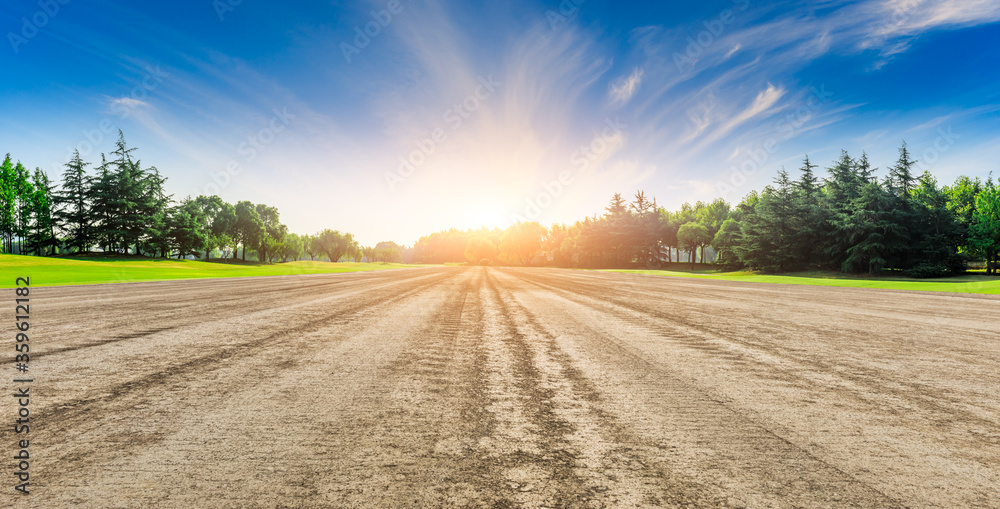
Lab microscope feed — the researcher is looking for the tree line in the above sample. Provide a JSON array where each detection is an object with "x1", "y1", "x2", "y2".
[
  {"x1": 0, "y1": 132, "x2": 404, "y2": 263},
  {"x1": 415, "y1": 143, "x2": 999, "y2": 276},
  {"x1": 6, "y1": 135, "x2": 997, "y2": 276}
]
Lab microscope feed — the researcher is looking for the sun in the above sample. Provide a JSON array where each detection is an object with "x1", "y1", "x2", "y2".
[{"x1": 468, "y1": 205, "x2": 511, "y2": 231}]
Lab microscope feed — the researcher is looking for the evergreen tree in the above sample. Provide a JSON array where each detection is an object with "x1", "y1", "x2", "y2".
[
  {"x1": 89, "y1": 154, "x2": 118, "y2": 252},
  {"x1": 139, "y1": 166, "x2": 171, "y2": 257},
  {"x1": 54, "y1": 150, "x2": 95, "y2": 253},
  {"x1": 836, "y1": 181, "x2": 909, "y2": 274},
  {"x1": 791, "y1": 156, "x2": 825, "y2": 265},
  {"x1": 856, "y1": 151, "x2": 876, "y2": 183},
  {"x1": 736, "y1": 170, "x2": 795, "y2": 272},
  {"x1": 824, "y1": 150, "x2": 861, "y2": 211},
  {"x1": 888, "y1": 141, "x2": 918, "y2": 197}
]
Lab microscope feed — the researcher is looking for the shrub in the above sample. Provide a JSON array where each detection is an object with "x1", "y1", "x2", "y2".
[{"x1": 904, "y1": 263, "x2": 951, "y2": 278}]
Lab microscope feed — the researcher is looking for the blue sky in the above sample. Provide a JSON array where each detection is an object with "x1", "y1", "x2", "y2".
[{"x1": 2, "y1": 0, "x2": 999, "y2": 245}]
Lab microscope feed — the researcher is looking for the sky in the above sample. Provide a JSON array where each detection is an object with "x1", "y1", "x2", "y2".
[{"x1": 2, "y1": 0, "x2": 999, "y2": 246}]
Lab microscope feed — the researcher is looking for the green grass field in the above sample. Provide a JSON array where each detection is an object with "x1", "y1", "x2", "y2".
[
  {"x1": 0, "y1": 254, "x2": 423, "y2": 288},
  {"x1": 601, "y1": 267, "x2": 1000, "y2": 294},
  {"x1": 3, "y1": 254, "x2": 997, "y2": 293}
]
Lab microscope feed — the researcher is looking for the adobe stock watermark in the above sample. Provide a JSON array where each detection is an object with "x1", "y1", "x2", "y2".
[
  {"x1": 717, "y1": 84, "x2": 833, "y2": 199},
  {"x1": 213, "y1": 0, "x2": 244, "y2": 22},
  {"x1": 546, "y1": 0, "x2": 586, "y2": 30},
  {"x1": 913, "y1": 126, "x2": 959, "y2": 173},
  {"x1": 7, "y1": 0, "x2": 70, "y2": 54},
  {"x1": 195, "y1": 107, "x2": 296, "y2": 196},
  {"x1": 673, "y1": 0, "x2": 750, "y2": 73},
  {"x1": 54, "y1": 64, "x2": 170, "y2": 170},
  {"x1": 340, "y1": 0, "x2": 406, "y2": 63},
  {"x1": 511, "y1": 117, "x2": 627, "y2": 223},
  {"x1": 385, "y1": 74, "x2": 502, "y2": 191}
]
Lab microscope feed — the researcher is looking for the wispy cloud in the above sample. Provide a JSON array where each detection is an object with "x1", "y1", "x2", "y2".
[
  {"x1": 108, "y1": 97, "x2": 147, "y2": 110},
  {"x1": 609, "y1": 68, "x2": 643, "y2": 106},
  {"x1": 723, "y1": 42, "x2": 742, "y2": 59},
  {"x1": 6, "y1": 0, "x2": 999, "y2": 244},
  {"x1": 723, "y1": 83, "x2": 786, "y2": 136}
]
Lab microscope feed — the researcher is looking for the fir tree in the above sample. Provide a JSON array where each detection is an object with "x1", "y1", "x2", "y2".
[
  {"x1": 888, "y1": 141, "x2": 918, "y2": 197},
  {"x1": 837, "y1": 181, "x2": 909, "y2": 274},
  {"x1": 54, "y1": 150, "x2": 94, "y2": 253}
]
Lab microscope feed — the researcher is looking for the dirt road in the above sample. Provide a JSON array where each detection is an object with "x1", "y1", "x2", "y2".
[{"x1": 4, "y1": 266, "x2": 999, "y2": 507}]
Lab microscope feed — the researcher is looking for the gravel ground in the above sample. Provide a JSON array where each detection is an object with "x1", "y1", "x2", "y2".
[{"x1": 3, "y1": 266, "x2": 998, "y2": 508}]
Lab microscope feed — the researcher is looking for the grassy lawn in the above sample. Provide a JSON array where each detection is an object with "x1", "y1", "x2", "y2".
[
  {"x1": 601, "y1": 267, "x2": 1000, "y2": 295},
  {"x1": 0, "y1": 254, "x2": 424, "y2": 288}
]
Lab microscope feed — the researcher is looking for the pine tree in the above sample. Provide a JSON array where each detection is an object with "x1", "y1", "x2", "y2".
[
  {"x1": 792, "y1": 156, "x2": 825, "y2": 265},
  {"x1": 821, "y1": 151, "x2": 865, "y2": 269},
  {"x1": 736, "y1": 170, "x2": 795, "y2": 271},
  {"x1": 824, "y1": 150, "x2": 860, "y2": 209},
  {"x1": 796, "y1": 155, "x2": 819, "y2": 196},
  {"x1": 139, "y1": 166, "x2": 171, "y2": 256},
  {"x1": 54, "y1": 150, "x2": 94, "y2": 253},
  {"x1": 89, "y1": 154, "x2": 118, "y2": 252},
  {"x1": 93, "y1": 132, "x2": 172, "y2": 254},
  {"x1": 837, "y1": 181, "x2": 909, "y2": 274},
  {"x1": 889, "y1": 141, "x2": 918, "y2": 197},
  {"x1": 856, "y1": 151, "x2": 876, "y2": 183}
]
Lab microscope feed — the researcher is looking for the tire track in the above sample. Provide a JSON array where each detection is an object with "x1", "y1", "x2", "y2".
[
  {"x1": 24, "y1": 269, "x2": 464, "y2": 485},
  {"x1": 509, "y1": 268, "x2": 1000, "y2": 432},
  {"x1": 500, "y1": 268, "x2": 991, "y2": 507},
  {"x1": 484, "y1": 269, "x2": 732, "y2": 507}
]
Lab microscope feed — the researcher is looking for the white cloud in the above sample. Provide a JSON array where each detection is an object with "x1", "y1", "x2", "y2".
[
  {"x1": 877, "y1": 0, "x2": 1000, "y2": 37},
  {"x1": 109, "y1": 97, "x2": 147, "y2": 109},
  {"x1": 687, "y1": 83, "x2": 785, "y2": 151},
  {"x1": 728, "y1": 83, "x2": 786, "y2": 131},
  {"x1": 609, "y1": 67, "x2": 644, "y2": 106}
]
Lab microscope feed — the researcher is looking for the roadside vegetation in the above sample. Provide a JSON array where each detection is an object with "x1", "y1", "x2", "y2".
[
  {"x1": 415, "y1": 145, "x2": 999, "y2": 278},
  {"x1": 0, "y1": 253, "x2": 417, "y2": 288},
  {"x1": 601, "y1": 267, "x2": 1000, "y2": 295},
  {"x1": 3, "y1": 135, "x2": 998, "y2": 291},
  {"x1": 0, "y1": 132, "x2": 404, "y2": 263}
]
